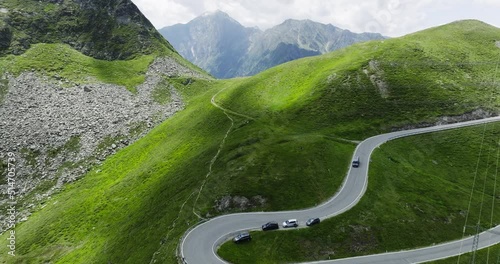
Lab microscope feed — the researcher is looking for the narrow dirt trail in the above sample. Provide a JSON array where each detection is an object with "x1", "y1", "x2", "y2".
[
  {"x1": 210, "y1": 87, "x2": 255, "y2": 120},
  {"x1": 149, "y1": 87, "x2": 251, "y2": 263},
  {"x1": 148, "y1": 191, "x2": 196, "y2": 264},
  {"x1": 192, "y1": 110, "x2": 235, "y2": 220}
]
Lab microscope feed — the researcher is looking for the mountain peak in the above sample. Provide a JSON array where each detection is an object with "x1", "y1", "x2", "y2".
[
  {"x1": 202, "y1": 10, "x2": 228, "y2": 17},
  {"x1": 407, "y1": 19, "x2": 499, "y2": 39},
  {"x1": 195, "y1": 10, "x2": 241, "y2": 26},
  {"x1": 199, "y1": 10, "x2": 234, "y2": 21},
  {"x1": 442, "y1": 19, "x2": 497, "y2": 30},
  {"x1": 283, "y1": 18, "x2": 312, "y2": 23}
]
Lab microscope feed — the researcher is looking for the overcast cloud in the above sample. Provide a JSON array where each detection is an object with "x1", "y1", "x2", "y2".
[{"x1": 131, "y1": 0, "x2": 500, "y2": 37}]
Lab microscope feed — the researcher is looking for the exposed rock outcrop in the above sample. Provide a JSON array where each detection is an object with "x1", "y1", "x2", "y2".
[
  {"x1": 391, "y1": 108, "x2": 499, "y2": 131},
  {"x1": 214, "y1": 195, "x2": 267, "y2": 212},
  {"x1": 364, "y1": 60, "x2": 389, "y2": 98}
]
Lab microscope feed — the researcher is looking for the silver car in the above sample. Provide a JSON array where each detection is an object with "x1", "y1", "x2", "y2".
[{"x1": 282, "y1": 219, "x2": 298, "y2": 228}]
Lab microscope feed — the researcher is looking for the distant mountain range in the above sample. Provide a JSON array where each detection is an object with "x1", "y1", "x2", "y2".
[{"x1": 159, "y1": 11, "x2": 386, "y2": 78}]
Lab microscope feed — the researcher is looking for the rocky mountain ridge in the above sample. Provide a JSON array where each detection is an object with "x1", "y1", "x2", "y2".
[
  {"x1": 160, "y1": 11, "x2": 386, "y2": 78},
  {"x1": 0, "y1": 0, "x2": 175, "y2": 59},
  {"x1": 161, "y1": 10, "x2": 258, "y2": 78}
]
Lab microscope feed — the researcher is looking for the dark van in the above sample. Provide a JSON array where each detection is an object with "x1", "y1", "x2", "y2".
[{"x1": 352, "y1": 156, "x2": 360, "y2": 168}]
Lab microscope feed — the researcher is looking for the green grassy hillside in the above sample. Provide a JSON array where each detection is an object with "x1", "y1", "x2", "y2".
[
  {"x1": 216, "y1": 20, "x2": 500, "y2": 139},
  {"x1": 0, "y1": 43, "x2": 155, "y2": 91},
  {"x1": 0, "y1": 20, "x2": 499, "y2": 263},
  {"x1": 0, "y1": 42, "x2": 207, "y2": 92}
]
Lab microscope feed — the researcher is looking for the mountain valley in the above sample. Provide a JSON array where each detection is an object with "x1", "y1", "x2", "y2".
[{"x1": 0, "y1": 1, "x2": 499, "y2": 263}]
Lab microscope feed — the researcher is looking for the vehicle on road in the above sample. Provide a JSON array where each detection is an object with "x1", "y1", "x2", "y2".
[
  {"x1": 282, "y1": 219, "x2": 298, "y2": 228},
  {"x1": 233, "y1": 232, "x2": 251, "y2": 243},
  {"x1": 306, "y1": 217, "x2": 320, "y2": 226},
  {"x1": 262, "y1": 221, "x2": 279, "y2": 231},
  {"x1": 352, "y1": 156, "x2": 360, "y2": 167}
]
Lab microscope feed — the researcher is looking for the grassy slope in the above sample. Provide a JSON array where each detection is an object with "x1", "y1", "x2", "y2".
[
  {"x1": 219, "y1": 122, "x2": 500, "y2": 263},
  {"x1": 0, "y1": 20, "x2": 499, "y2": 264},
  {"x1": 0, "y1": 43, "x2": 209, "y2": 92},
  {"x1": 216, "y1": 20, "x2": 500, "y2": 139},
  {"x1": 0, "y1": 43, "x2": 153, "y2": 91}
]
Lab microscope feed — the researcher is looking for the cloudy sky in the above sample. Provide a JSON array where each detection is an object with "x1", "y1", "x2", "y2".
[{"x1": 131, "y1": 0, "x2": 500, "y2": 37}]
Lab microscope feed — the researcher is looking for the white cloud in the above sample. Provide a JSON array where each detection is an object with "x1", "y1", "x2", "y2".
[
  {"x1": 473, "y1": 0, "x2": 500, "y2": 6},
  {"x1": 131, "y1": 0, "x2": 500, "y2": 37}
]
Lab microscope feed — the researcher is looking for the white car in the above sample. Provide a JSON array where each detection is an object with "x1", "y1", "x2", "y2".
[{"x1": 282, "y1": 219, "x2": 298, "y2": 228}]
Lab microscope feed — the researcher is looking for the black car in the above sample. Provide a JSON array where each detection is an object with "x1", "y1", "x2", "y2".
[
  {"x1": 352, "y1": 156, "x2": 360, "y2": 168},
  {"x1": 306, "y1": 217, "x2": 320, "y2": 226},
  {"x1": 233, "y1": 232, "x2": 251, "y2": 243},
  {"x1": 262, "y1": 221, "x2": 279, "y2": 231}
]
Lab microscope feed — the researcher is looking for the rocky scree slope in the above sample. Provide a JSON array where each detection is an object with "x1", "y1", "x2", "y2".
[{"x1": 0, "y1": 56, "x2": 206, "y2": 232}]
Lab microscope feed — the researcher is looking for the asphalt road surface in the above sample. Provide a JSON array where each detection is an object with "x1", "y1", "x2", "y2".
[{"x1": 181, "y1": 116, "x2": 500, "y2": 264}]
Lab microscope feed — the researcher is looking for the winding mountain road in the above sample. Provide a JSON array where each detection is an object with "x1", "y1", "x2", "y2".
[{"x1": 180, "y1": 115, "x2": 500, "y2": 264}]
